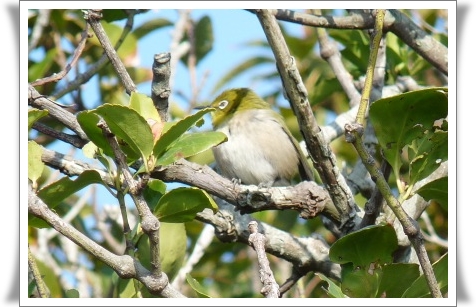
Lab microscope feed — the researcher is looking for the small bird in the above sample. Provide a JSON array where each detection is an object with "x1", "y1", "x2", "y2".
[{"x1": 209, "y1": 88, "x2": 314, "y2": 187}]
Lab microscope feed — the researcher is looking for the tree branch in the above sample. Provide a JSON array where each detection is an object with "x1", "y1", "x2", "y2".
[
  {"x1": 247, "y1": 9, "x2": 448, "y2": 75},
  {"x1": 254, "y1": 9, "x2": 359, "y2": 234},
  {"x1": 248, "y1": 221, "x2": 280, "y2": 298},
  {"x1": 28, "y1": 183, "x2": 185, "y2": 298},
  {"x1": 84, "y1": 9, "x2": 137, "y2": 95}
]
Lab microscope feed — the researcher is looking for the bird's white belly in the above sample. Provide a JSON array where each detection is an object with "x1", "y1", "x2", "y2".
[{"x1": 212, "y1": 110, "x2": 299, "y2": 185}]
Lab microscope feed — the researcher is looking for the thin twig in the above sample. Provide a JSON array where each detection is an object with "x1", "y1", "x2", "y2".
[
  {"x1": 28, "y1": 246, "x2": 49, "y2": 298},
  {"x1": 97, "y1": 120, "x2": 162, "y2": 277},
  {"x1": 31, "y1": 23, "x2": 91, "y2": 87},
  {"x1": 84, "y1": 9, "x2": 137, "y2": 95},
  {"x1": 248, "y1": 221, "x2": 280, "y2": 298},
  {"x1": 344, "y1": 9, "x2": 442, "y2": 298}
]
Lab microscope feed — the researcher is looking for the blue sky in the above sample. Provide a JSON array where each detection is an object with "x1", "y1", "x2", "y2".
[{"x1": 133, "y1": 9, "x2": 303, "y2": 107}]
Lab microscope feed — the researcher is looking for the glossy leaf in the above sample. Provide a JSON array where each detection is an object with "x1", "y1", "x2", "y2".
[
  {"x1": 415, "y1": 176, "x2": 448, "y2": 211},
  {"x1": 369, "y1": 88, "x2": 448, "y2": 178},
  {"x1": 93, "y1": 104, "x2": 155, "y2": 165},
  {"x1": 155, "y1": 131, "x2": 227, "y2": 166},
  {"x1": 154, "y1": 187, "x2": 218, "y2": 223},
  {"x1": 77, "y1": 111, "x2": 115, "y2": 158},
  {"x1": 152, "y1": 107, "x2": 215, "y2": 160},
  {"x1": 128, "y1": 92, "x2": 161, "y2": 123},
  {"x1": 329, "y1": 224, "x2": 398, "y2": 267}
]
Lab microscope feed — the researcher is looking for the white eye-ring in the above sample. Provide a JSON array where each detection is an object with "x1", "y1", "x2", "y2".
[{"x1": 218, "y1": 100, "x2": 228, "y2": 109}]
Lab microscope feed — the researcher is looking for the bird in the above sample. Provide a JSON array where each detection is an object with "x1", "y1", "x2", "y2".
[{"x1": 208, "y1": 88, "x2": 314, "y2": 187}]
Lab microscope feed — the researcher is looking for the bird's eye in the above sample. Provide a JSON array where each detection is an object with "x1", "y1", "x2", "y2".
[{"x1": 218, "y1": 100, "x2": 228, "y2": 109}]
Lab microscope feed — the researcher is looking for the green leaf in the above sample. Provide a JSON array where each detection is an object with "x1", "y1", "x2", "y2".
[
  {"x1": 316, "y1": 273, "x2": 347, "y2": 298},
  {"x1": 28, "y1": 48, "x2": 57, "y2": 82},
  {"x1": 116, "y1": 278, "x2": 138, "y2": 298},
  {"x1": 152, "y1": 107, "x2": 215, "y2": 161},
  {"x1": 329, "y1": 224, "x2": 398, "y2": 267},
  {"x1": 186, "y1": 274, "x2": 212, "y2": 298},
  {"x1": 89, "y1": 21, "x2": 137, "y2": 60},
  {"x1": 77, "y1": 111, "x2": 115, "y2": 158},
  {"x1": 135, "y1": 222, "x2": 187, "y2": 281},
  {"x1": 408, "y1": 128, "x2": 448, "y2": 186},
  {"x1": 143, "y1": 179, "x2": 167, "y2": 211},
  {"x1": 369, "y1": 88, "x2": 448, "y2": 178},
  {"x1": 377, "y1": 263, "x2": 420, "y2": 298},
  {"x1": 128, "y1": 92, "x2": 161, "y2": 123},
  {"x1": 28, "y1": 141, "x2": 44, "y2": 185},
  {"x1": 154, "y1": 187, "x2": 218, "y2": 223},
  {"x1": 195, "y1": 16, "x2": 213, "y2": 63},
  {"x1": 155, "y1": 131, "x2": 227, "y2": 166},
  {"x1": 35, "y1": 257, "x2": 63, "y2": 297},
  {"x1": 340, "y1": 262, "x2": 381, "y2": 298},
  {"x1": 415, "y1": 176, "x2": 448, "y2": 211},
  {"x1": 100, "y1": 9, "x2": 129, "y2": 22},
  {"x1": 93, "y1": 104, "x2": 155, "y2": 166},
  {"x1": 29, "y1": 170, "x2": 107, "y2": 228},
  {"x1": 132, "y1": 18, "x2": 173, "y2": 39},
  {"x1": 28, "y1": 279, "x2": 36, "y2": 297},
  {"x1": 402, "y1": 253, "x2": 448, "y2": 298},
  {"x1": 328, "y1": 225, "x2": 403, "y2": 297},
  {"x1": 28, "y1": 109, "x2": 49, "y2": 130},
  {"x1": 181, "y1": 15, "x2": 214, "y2": 65},
  {"x1": 65, "y1": 289, "x2": 80, "y2": 298}
]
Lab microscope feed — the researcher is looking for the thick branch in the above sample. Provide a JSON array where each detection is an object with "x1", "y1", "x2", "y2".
[
  {"x1": 28, "y1": 85, "x2": 89, "y2": 141},
  {"x1": 28, "y1": 184, "x2": 185, "y2": 297},
  {"x1": 255, "y1": 9, "x2": 358, "y2": 233},
  {"x1": 196, "y1": 200, "x2": 341, "y2": 280}
]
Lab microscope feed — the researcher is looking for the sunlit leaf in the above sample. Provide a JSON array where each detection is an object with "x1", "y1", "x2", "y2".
[
  {"x1": 154, "y1": 187, "x2": 218, "y2": 223},
  {"x1": 28, "y1": 141, "x2": 44, "y2": 185},
  {"x1": 155, "y1": 131, "x2": 226, "y2": 166},
  {"x1": 28, "y1": 109, "x2": 49, "y2": 130},
  {"x1": 129, "y1": 92, "x2": 161, "y2": 123},
  {"x1": 152, "y1": 107, "x2": 215, "y2": 160}
]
